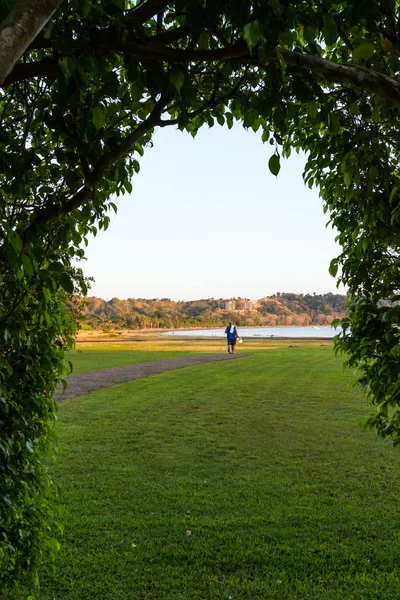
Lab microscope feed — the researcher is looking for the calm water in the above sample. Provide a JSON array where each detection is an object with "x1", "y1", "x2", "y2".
[{"x1": 163, "y1": 326, "x2": 339, "y2": 338}]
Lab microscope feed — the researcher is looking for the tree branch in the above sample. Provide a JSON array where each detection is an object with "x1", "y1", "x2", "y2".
[
  {"x1": 158, "y1": 70, "x2": 249, "y2": 128},
  {"x1": 5, "y1": 22, "x2": 400, "y2": 106},
  {"x1": 149, "y1": 24, "x2": 189, "y2": 47},
  {"x1": 133, "y1": 40, "x2": 400, "y2": 103},
  {"x1": 25, "y1": 96, "x2": 170, "y2": 230},
  {"x1": 0, "y1": 0, "x2": 64, "y2": 86},
  {"x1": 127, "y1": 0, "x2": 172, "y2": 23},
  {"x1": 3, "y1": 33, "x2": 246, "y2": 86},
  {"x1": 280, "y1": 48, "x2": 400, "y2": 103},
  {"x1": 4, "y1": 56, "x2": 59, "y2": 85},
  {"x1": 122, "y1": 38, "x2": 248, "y2": 62}
]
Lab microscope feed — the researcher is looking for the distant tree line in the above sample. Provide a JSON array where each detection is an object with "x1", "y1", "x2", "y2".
[{"x1": 82, "y1": 293, "x2": 347, "y2": 330}]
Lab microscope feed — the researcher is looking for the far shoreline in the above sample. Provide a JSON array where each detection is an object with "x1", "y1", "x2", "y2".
[{"x1": 76, "y1": 324, "x2": 338, "y2": 343}]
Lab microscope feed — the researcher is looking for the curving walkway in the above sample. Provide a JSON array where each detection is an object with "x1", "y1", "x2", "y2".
[{"x1": 56, "y1": 353, "x2": 247, "y2": 402}]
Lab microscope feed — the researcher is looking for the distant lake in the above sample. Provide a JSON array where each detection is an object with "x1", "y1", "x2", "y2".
[{"x1": 163, "y1": 326, "x2": 339, "y2": 338}]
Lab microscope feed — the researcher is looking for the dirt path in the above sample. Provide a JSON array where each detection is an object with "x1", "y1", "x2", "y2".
[{"x1": 56, "y1": 353, "x2": 248, "y2": 402}]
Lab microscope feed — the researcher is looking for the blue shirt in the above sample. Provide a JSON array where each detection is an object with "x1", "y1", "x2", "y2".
[{"x1": 226, "y1": 325, "x2": 237, "y2": 341}]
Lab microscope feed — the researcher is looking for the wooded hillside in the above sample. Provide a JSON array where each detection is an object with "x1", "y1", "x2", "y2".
[{"x1": 82, "y1": 293, "x2": 347, "y2": 330}]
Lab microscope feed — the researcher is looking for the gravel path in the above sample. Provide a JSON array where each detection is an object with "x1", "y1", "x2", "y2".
[{"x1": 56, "y1": 353, "x2": 247, "y2": 402}]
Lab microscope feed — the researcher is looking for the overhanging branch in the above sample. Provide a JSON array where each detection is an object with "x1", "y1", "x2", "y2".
[
  {"x1": 4, "y1": 57, "x2": 59, "y2": 85},
  {"x1": 25, "y1": 96, "x2": 170, "y2": 230},
  {"x1": 95, "y1": 33, "x2": 248, "y2": 62},
  {"x1": 280, "y1": 49, "x2": 400, "y2": 103},
  {"x1": 5, "y1": 23, "x2": 400, "y2": 106}
]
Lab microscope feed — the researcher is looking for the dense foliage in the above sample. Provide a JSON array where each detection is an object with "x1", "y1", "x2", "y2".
[
  {"x1": 83, "y1": 293, "x2": 347, "y2": 329},
  {"x1": 2, "y1": 0, "x2": 400, "y2": 595}
]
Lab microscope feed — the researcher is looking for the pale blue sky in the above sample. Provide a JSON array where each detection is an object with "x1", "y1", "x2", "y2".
[{"x1": 82, "y1": 124, "x2": 344, "y2": 301}]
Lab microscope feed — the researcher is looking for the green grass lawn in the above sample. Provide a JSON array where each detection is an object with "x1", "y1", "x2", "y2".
[
  {"x1": 67, "y1": 348, "x2": 195, "y2": 375},
  {"x1": 40, "y1": 345, "x2": 400, "y2": 599},
  {"x1": 69, "y1": 335, "x2": 249, "y2": 374},
  {"x1": 68, "y1": 337, "x2": 331, "y2": 375}
]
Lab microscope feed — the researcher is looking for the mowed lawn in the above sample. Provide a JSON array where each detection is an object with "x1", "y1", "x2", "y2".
[
  {"x1": 65, "y1": 338, "x2": 212, "y2": 375},
  {"x1": 66, "y1": 337, "x2": 325, "y2": 375},
  {"x1": 40, "y1": 343, "x2": 400, "y2": 599}
]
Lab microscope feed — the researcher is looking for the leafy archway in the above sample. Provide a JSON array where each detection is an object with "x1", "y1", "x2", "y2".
[{"x1": 1, "y1": 0, "x2": 400, "y2": 595}]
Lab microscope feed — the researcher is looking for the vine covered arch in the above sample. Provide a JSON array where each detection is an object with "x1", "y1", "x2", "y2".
[{"x1": 1, "y1": 0, "x2": 400, "y2": 594}]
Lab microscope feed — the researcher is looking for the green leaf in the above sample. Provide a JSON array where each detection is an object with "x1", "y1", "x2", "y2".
[
  {"x1": 58, "y1": 56, "x2": 76, "y2": 79},
  {"x1": 368, "y1": 166, "x2": 378, "y2": 180},
  {"x1": 349, "y1": 101, "x2": 360, "y2": 115},
  {"x1": 322, "y1": 15, "x2": 338, "y2": 46},
  {"x1": 92, "y1": 106, "x2": 105, "y2": 130},
  {"x1": 135, "y1": 144, "x2": 144, "y2": 157},
  {"x1": 371, "y1": 104, "x2": 381, "y2": 121},
  {"x1": 131, "y1": 83, "x2": 142, "y2": 102},
  {"x1": 8, "y1": 230, "x2": 22, "y2": 253},
  {"x1": 283, "y1": 145, "x2": 291, "y2": 159},
  {"x1": 309, "y1": 101, "x2": 318, "y2": 119},
  {"x1": 42, "y1": 286, "x2": 52, "y2": 303},
  {"x1": 268, "y1": 154, "x2": 280, "y2": 177},
  {"x1": 303, "y1": 25, "x2": 315, "y2": 44},
  {"x1": 0, "y1": 357, "x2": 13, "y2": 376},
  {"x1": 198, "y1": 31, "x2": 209, "y2": 50},
  {"x1": 223, "y1": 62, "x2": 233, "y2": 78},
  {"x1": 344, "y1": 172, "x2": 351, "y2": 186},
  {"x1": 261, "y1": 129, "x2": 270, "y2": 143},
  {"x1": 21, "y1": 253, "x2": 34, "y2": 277},
  {"x1": 353, "y1": 42, "x2": 375, "y2": 62},
  {"x1": 46, "y1": 537, "x2": 61, "y2": 552},
  {"x1": 59, "y1": 273, "x2": 74, "y2": 294},
  {"x1": 244, "y1": 109, "x2": 258, "y2": 128},
  {"x1": 169, "y1": 67, "x2": 184, "y2": 91},
  {"x1": 243, "y1": 20, "x2": 262, "y2": 53},
  {"x1": 276, "y1": 51, "x2": 287, "y2": 76},
  {"x1": 329, "y1": 259, "x2": 338, "y2": 277},
  {"x1": 390, "y1": 186, "x2": 399, "y2": 204},
  {"x1": 328, "y1": 113, "x2": 340, "y2": 134},
  {"x1": 48, "y1": 261, "x2": 64, "y2": 272},
  {"x1": 390, "y1": 206, "x2": 400, "y2": 225}
]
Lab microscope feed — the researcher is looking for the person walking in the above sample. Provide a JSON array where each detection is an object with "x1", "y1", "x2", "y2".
[{"x1": 225, "y1": 322, "x2": 240, "y2": 354}]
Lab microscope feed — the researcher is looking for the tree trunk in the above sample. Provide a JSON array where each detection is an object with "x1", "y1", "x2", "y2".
[{"x1": 0, "y1": 0, "x2": 63, "y2": 86}]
